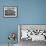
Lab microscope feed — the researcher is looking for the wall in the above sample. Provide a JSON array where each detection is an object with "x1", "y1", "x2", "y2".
[
  {"x1": 0, "y1": 0, "x2": 18, "y2": 44},
  {"x1": 0, "y1": 0, "x2": 46, "y2": 44}
]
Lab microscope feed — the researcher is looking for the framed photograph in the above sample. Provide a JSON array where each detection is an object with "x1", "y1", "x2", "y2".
[
  {"x1": 4, "y1": 6, "x2": 17, "y2": 17},
  {"x1": 18, "y1": 24, "x2": 46, "y2": 42}
]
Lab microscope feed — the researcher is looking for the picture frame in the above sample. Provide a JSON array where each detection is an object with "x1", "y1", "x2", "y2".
[
  {"x1": 4, "y1": 6, "x2": 17, "y2": 17},
  {"x1": 18, "y1": 24, "x2": 46, "y2": 42}
]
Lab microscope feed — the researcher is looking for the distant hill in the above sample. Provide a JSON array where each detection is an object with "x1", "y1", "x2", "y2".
[{"x1": 5, "y1": 10, "x2": 15, "y2": 16}]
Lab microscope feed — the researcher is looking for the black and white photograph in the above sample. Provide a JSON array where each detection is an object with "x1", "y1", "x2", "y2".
[
  {"x1": 18, "y1": 25, "x2": 46, "y2": 46},
  {"x1": 4, "y1": 6, "x2": 17, "y2": 17}
]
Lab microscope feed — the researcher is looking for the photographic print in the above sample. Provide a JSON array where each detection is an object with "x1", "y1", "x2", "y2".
[
  {"x1": 18, "y1": 24, "x2": 46, "y2": 41},
  {"x1": 4, "y1": 6, "x2": 17, "y2": 17}
]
